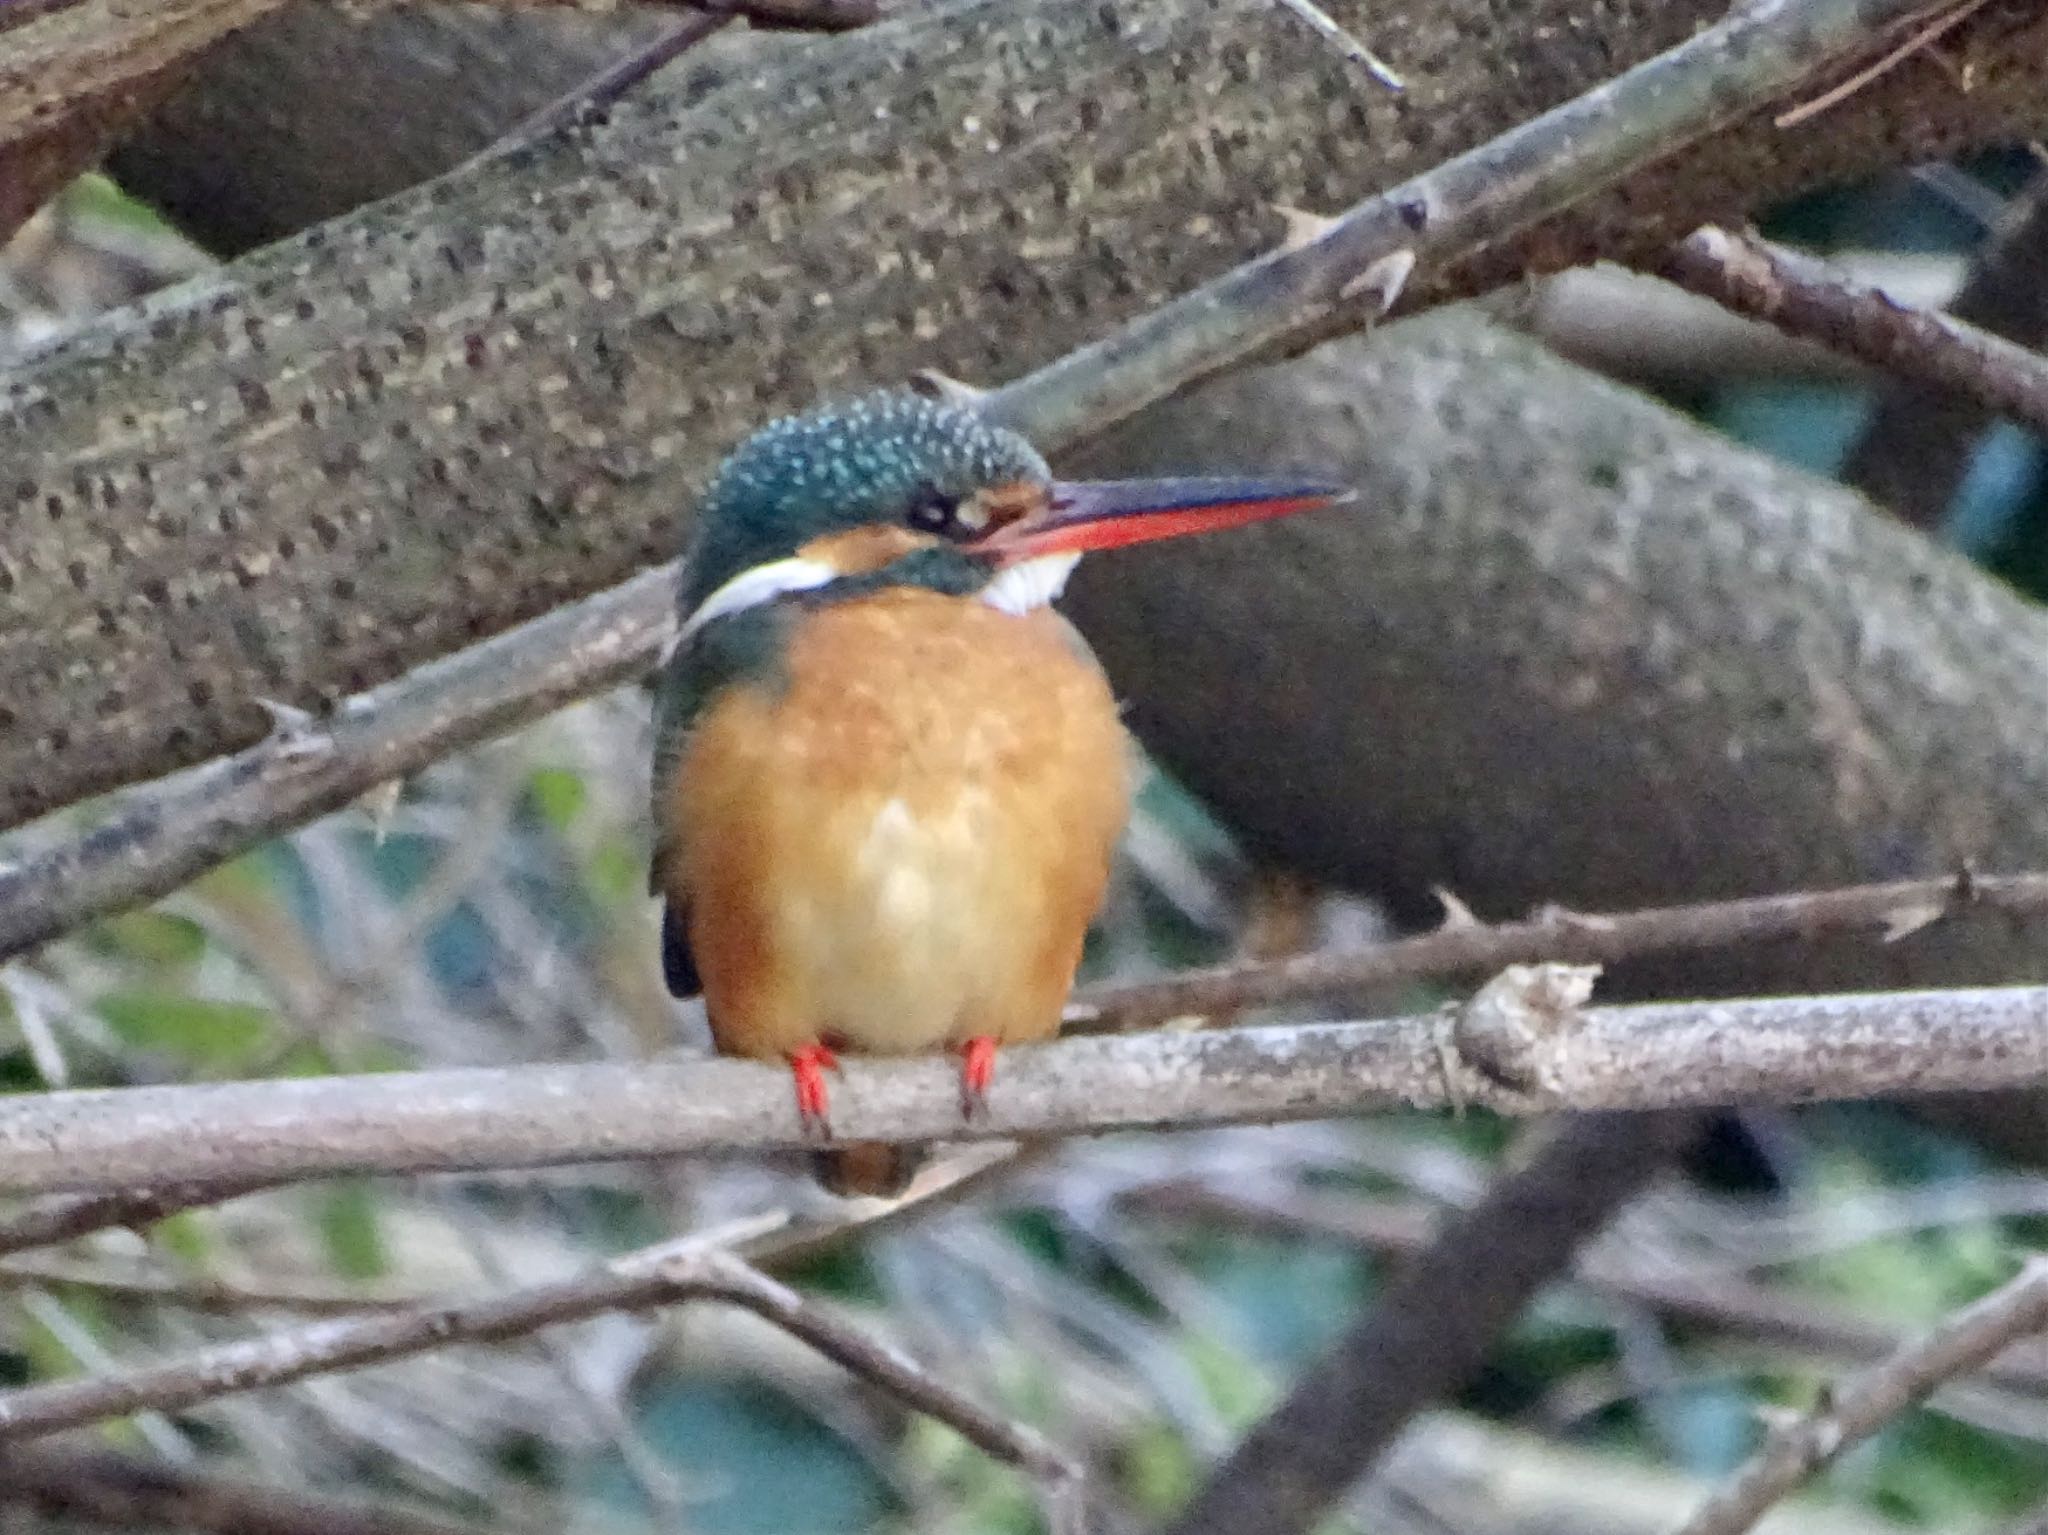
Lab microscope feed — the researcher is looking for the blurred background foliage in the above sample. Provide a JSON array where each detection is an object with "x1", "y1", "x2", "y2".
[{"x1": 1, "y1": 145, "x2": 2046, "y2": 1535}]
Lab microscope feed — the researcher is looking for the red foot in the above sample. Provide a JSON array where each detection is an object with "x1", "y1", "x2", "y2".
[
  {"x1": 958, "y1": 1035, "x2": 998, "y2": 1120},
  {"x1": 789, "y1": 1044, "x2": 841, "y2": 1137}
]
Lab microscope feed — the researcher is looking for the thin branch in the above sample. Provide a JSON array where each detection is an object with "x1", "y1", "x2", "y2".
[
  {"x1": 0, "y1": 1226, "x2": 1086, "y2": 1531},
  {"x1": 0, "y1": 1445, "x2": 501, "y2": 1535},
  {"x1": 0, "y1": 1255, "x2": 423, "y2": 1315},
  {"x1": 0, "y1": 982, "x2": 2044, "y2": 1195},
  {"x1": 0, "y1": 1178, "x2": 283, "y2": 1260},
  {"x1": 0, "y1": 568, "x2": 674, "y2": 964},
  {"x1": 1068, "y1": 868, "x2": 2048, "y2": 1032},
  {"x1": 487, "y1": 14, "x2": 733, "y2": 155},
  {"x1": 1673, "y1": 1259, "x2": 2048, "y2": 1535},
  {"x1": 1771, "y1": 0, "x2": 1988, "y2": 128},
  {"x1": 1658, "y1": 226, "x2": 2048, "y2": 440},
  {"x1": 0, "y1": 0, "x2": 1977, "y2": 951}
]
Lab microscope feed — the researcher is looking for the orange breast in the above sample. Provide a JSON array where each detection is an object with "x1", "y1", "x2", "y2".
[{"x1": 662, "y1": 589, "x2": 1131, "y2": 1061}]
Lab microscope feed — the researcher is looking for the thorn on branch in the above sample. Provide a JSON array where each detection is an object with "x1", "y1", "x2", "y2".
[
  {"x1": 1338, "y1": 248, "x2": 1416, "y2": 317},
  {"x1": 908, "y1": 367, "x2": 992, "y2": 409},
  {"x1": 1272, "y1": 204, "x2": 1342, "y2": 254}
]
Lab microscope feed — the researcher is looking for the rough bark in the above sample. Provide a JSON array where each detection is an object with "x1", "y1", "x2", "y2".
[{"x1": 6, "y1": 0, "x2": 2048, "y2": 832}]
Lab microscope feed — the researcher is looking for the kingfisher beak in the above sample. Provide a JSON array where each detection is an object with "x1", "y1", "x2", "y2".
[{"x1": 972, "y1": 476, "x2": 1351, "y2": 562}]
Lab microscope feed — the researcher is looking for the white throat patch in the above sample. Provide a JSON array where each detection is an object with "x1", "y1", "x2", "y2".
[
  {"x1": 677, "y1": 557, "x2": 838, "y2": 646},
  {"x1": 980, "y1": 552, "x2": 1081, "y2": 616}
]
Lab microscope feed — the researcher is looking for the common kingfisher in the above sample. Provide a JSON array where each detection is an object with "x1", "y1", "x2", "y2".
[{"x1": 650, "y1": 392, "x2": 1344, "y2": 1194}]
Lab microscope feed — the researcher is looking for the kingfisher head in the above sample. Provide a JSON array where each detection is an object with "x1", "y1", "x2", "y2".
[{"x1": 677, "y1": 391, "x2": 1346, "y2": 640}]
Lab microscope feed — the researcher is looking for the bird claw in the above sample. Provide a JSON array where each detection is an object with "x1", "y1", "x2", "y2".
[
  {"x1": 957, "y1": 1035, "x2": 998, "y2": 1121},
  {"x1": 789, "y1": 1044, "x2": 841, "y2": 1140}
]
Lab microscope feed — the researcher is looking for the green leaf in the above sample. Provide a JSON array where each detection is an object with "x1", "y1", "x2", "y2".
[
  {"x1": 95, "y1": 992, "x2": 275, "y2": 1070},
  {"x1": 316, "y1": 1182, "x2": 390, "y2": 1280},
  {"x1": 150, "y1": 1210, "x2": 214, "y2": 1267},
  {"x1": 92, "y1": 911, "x2": 210, "y2": 967},
  {"x1": 528, "y1": 767, "x2": 589, "y2": 831}
]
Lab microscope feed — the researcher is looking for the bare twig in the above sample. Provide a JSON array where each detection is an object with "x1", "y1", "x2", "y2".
[
  {"x1": 0, "y1": 0, "x2": 1976, "y2": 950},
  {"x1": 0, "y1": 983, "x2": 2042, "y2": 1196},
  {"x1": 0, "y1": 1445, "x2": 501, "y2": 1535},
  {"x1": 1674, "y1": 1259, "x2": 2048, "y2": 1535},
  {"x1": 1270, "y1": 0, "x2": 1404, "y2": 90},
  {"x1": 1659, "y1": 226, "x2": 2048, "y2": 440},
  {"x1": 487, "y1": 14, "x2": 733, "y2": 157},
  {"x1": 0, "y1": 1178, "x2": 283, "y2": 1259},
  {"x1": 0, "y1": 1255, "x2": 423, "y2": 1315},
  {"x1": 1068, "y1": 869, "x2": 2048, "y2": 1032},
  {"x1": 0, "y1": 1226, "x2": 1086, "y2": 1530},
  {"x1": 0, "y1": 568, "x2": 674, "y2": 964},
  {"x1": 683, "y1": 1250, "x2": 1087, "y2": 1534}
]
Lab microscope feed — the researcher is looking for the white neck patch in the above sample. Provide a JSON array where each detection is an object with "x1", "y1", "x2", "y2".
[
  {"x1": 676, "y1": 548, "x2": 1081, "y2": 652},
  {"x1": 678, "y1": 557, "x2": 838, "y2": 646},
  {"x1": 980, "y1": 552, "x2": 1081, "y2": 616}
]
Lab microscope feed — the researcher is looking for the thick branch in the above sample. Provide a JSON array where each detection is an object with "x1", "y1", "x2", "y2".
[
  {"x1": 1675, "y1": 1259, "x2": 2048, "y2": 1535},
  {"x1": 0, "y1": 985, "x2": 2042, "y2": 1196},
  {"x1": 5, "y1": 0, "x2": 2045, "y2": 832}
]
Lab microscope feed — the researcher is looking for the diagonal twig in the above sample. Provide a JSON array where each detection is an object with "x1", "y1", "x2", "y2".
[
  {"x1": 1659, "y1": 226, "x2": 2048, "y2": 441},
  {"x1": 0, "y1": 0, "x2": 1978, "y2": 963},
  {"x1": 1068, "y1": 868, "x2": 2048, "y2": 1032},
  {"x1": 0, "y1": 1178, "x2": 285, "y2": 1260},
  {"x1": 0, "y1": 983, "x2": 2043, "y2": 1196},
  {"x1": 0, "y1": 1220, "x2": 1087, "y2": 1532},
  {"x1": 1672, "y1": 1259, "x2": 2048, "y2": 1535}
]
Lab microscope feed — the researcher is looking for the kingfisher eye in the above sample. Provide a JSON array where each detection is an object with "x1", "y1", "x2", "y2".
[{"x1": 906, "y1": 487, "x2": 964, "y2": 535}]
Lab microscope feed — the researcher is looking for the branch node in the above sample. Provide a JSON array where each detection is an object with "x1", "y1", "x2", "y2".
[{"x1": 1448, "y1": 962, "x2": 1600, "y2": 1095}]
